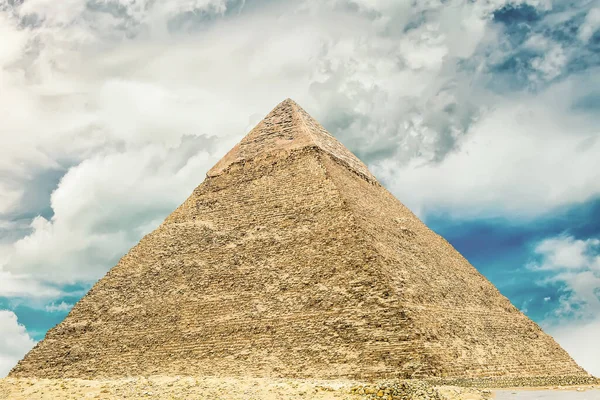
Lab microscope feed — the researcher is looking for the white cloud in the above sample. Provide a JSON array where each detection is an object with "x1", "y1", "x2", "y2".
[
  {"x1": 528, "y1": 234, "x2": 600, "y2": 320},
  {"x1": 372, "y1": 77, "x2": 600, "y2": 219},
  {"x1": 550, "y1": 320, "x2": 600, "y2": 377},
  {"x1": 523, "y1": 34, "x2": 569, "y2": 82},
  {"x1": 0, "y1": 310, "x2": 36, "y2": 378},
  {"x1": 45, "y1": 301, "x2": 73, "y2": 313},
  {"x1": 579, "y1": 8, "x2": 600, "y2": 42},
  {"x1": 530, "y1": 44, "x2": 567, "y2": 81},
  {"x1": 531, "y1": 234, "x2": 600, "y2": 376},
  {"x1": 4, "y1": 141, "x2": 219, "y2": 287},
  {"x1": 532, "y1": 236, "x2": 600, "y2": 271},
  {"x1": 0, "y1": 270, "x2": 62, "y2": 299}
]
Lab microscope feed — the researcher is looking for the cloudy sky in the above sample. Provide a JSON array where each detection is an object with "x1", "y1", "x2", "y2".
[{"x1": 1, "y1": 0, "x2": 599, "y2": 378}]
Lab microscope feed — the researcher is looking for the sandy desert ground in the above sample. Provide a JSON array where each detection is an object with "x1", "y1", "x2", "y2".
[
  {"x1": 2, "y1": 376, "x2": 598, "y2": 400},
  {"x1": 0, "y1": 376, "x2": 494, "y2": 400},
  {"x1": 494, "y1": 387, "x2": 600, "y2": 399}
]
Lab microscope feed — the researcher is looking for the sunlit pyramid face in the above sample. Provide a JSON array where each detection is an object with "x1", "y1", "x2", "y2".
[{"x1": 10, "y1": 99, "x2": 588, "y2": 381}]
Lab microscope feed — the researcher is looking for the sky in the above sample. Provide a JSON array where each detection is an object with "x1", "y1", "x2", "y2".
[{"x1": 0, "y1": 0, "x2": 599, "y2": 378}]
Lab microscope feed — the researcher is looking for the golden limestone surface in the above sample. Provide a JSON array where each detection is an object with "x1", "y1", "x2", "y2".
[{"x1": 11, "y1": 99, "x2": 589, "y2": 380}]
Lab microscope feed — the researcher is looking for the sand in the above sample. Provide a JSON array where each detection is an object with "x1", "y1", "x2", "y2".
[
  {"x1": 2, "y1": 376, "x2": 598, "y2": 399},
  {"x1": 494, "y1": 387, "x2": 600, "y2": 399},
  {"x1": 0, "y1": 376, "x2": 490, "y2": 399}
]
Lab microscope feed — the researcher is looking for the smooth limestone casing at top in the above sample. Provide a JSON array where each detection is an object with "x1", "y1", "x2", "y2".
[{"x1": 10, "y1": 99, "x2": 589, "y2": 380}]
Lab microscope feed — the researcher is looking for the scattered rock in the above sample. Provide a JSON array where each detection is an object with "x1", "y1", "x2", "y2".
[{"x1": 350, "y1": 380, "x2": 444, "y2": 400}]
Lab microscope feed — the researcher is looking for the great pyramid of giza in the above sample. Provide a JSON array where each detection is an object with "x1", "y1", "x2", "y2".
[{"x1": 11, "y1": 99, "x2": 588, "y2": 380}]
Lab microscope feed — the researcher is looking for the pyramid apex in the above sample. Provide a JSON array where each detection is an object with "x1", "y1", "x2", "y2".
[
  {"x1": 267, "y1": 97, "x2": 300, "y2": 114},
  {"x1": 264, "y1": 97, "x2": 309, "y2": 122},
  {"x1": 207, "y1": 99, "x2": 377, "y2": 182},
  {"x1": 262, "y1": 97, "x2": 303, "y2": 122},
  {"x1": 280, "y1": 97, "x2": 297, "y2": 104}
]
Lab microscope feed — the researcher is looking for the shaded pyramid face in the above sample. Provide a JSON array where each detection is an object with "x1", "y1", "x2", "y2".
[{"x1": 11, "y1": 99, "x2": 587, "y2": 380}]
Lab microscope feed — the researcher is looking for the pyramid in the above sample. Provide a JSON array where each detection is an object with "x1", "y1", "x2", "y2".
[{"x1": 11, "y1": 99, "x2": 587, "y2": 380}]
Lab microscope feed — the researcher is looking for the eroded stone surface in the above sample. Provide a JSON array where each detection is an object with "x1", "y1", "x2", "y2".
[{"x1": 9, "y1": 99, "x2": 590, "y2": 381}]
